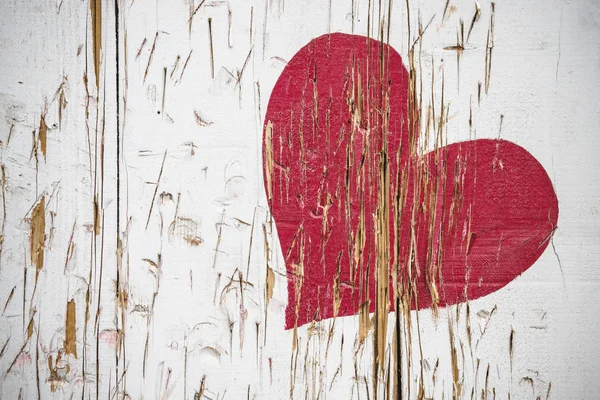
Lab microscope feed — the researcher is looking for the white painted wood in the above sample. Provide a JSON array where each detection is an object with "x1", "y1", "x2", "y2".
[{"x1": 0, "y1": 0, "x2": 598, "y2": 398}]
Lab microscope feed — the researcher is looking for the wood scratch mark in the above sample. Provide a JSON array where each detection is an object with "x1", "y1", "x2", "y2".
[
  {"x1": 5, "y1": 311, "x2": 36, "y2": 377},
  {"x1": 189, "y1": 0, "x2": 207, "y2": 27},
  {"x1": 169, "y1": 55, "x2": 181, "y2": 79},
  {"x1": 64, "y1": 299, "x2": 77, "y2": 357},
  {"x1": 194, "y1": 110, "x2": 213, "y2": 127},
  {"x1": 52, "y1": 76, "x2": 68, "y2": 130},
  {"x1": 178, "y1": 49, "x2": 193, "y2": 84},
  {"x1": 90, "y1": 0, "x2": 102, "y2": 87},
  {"x1": 2, "y1": 286, "x2": 15, "y2": 315},
  {"x1": 136, "y1": 37, "x2": 147, "y2": 60},
  {"x1": 441, "y1": 0, "x2": 451, "y2": 22},
  {"x1": 0, "y1": 337, "x2": 9, "y2": 359},
  {"x1": 249, "y1": 6, "x2": 253, "y2": 45},
  {"x1": 509, "y1": 326, "x2": 514, "y2": 380},
  {"x1": 235, "y1": 47, "x2": 253, "y2": 89},
  {"x1": 208, "y1": 18, "x2": 215, "y2": 79},
  {"x1": 0, "y1": 164, "x2": 6, "y2": 272},
  {"x1": 467, "y1": 1, "x2": 481, "y2": 42},
  {"x1": 5, "y1": 124, "x2": 14, "y2": 148},
  {"x1": 144, "y1": 32, "x2": 159, "y2": 83},
  {"x1": 449, "y1": 316, "x2": 462, "y2": 398},
  {"x1": 30, "y1": 196, "x2": 46, "y2": 280},
  {"x1": 264, "y1": 121, "x2": 274, "y2": 203},
  {"x1": 145, "y1": 150, "x2": 168, "y2": 230},
  {"x1": 38, "y1": 110, "x2": 48, "y2": 160},
  {"x1": 63, "y1": 220, "x2": 76, "y2": 273}
]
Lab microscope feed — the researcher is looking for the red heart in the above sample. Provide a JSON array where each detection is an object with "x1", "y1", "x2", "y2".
[{"x1": 263, "y1": 33, "x2": 558, "y2": 329}]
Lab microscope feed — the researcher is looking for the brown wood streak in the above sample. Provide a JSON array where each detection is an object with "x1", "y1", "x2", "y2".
[
  {"x1": 38, "y1": 113, "x2": 47, "y2": 160},
  {"x1": 374, "y1": 67, "x2": 391, "y2": 399},
  {"x1": 90, "y1": 0, "x2": 102, "y2": 88},
  {"x1": 64, "y1": 299, "x2": 77, "y2": 357},
  {"x1": 264, "y1": 121, "x2": 273, "y2": 203},
  {"x1": 30, "y1": 196, "x2": 46, "y2": 280},
  {"x1": 448, "y1": 317, "x2": 462, "y2": 399}
]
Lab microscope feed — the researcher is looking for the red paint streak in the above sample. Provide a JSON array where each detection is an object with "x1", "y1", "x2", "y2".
[{"x1": 263, "y1": 33, "x2": 558, "y2": 329}]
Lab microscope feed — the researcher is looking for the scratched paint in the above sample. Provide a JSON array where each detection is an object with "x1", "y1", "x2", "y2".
[
  {"x1": 263, "y1": 33, "x2": 558, "y2": 331},
  {"x1": 0, "y1": 0, "x2": 599, "y2": 399}
]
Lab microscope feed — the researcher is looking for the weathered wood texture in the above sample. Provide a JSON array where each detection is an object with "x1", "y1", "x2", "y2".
[{"x1": 0, "y1": 0, "x2": 599, "y2": 398}]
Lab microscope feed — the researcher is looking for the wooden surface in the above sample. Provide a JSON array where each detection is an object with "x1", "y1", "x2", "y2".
[{"x1": 0, "y1": 0, "x2": 599, "y2": 398}]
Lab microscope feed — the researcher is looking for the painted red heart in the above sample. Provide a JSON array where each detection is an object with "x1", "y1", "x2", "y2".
[{"x1": 263, "y1": 33, "x2": 558, "y2": 329}]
